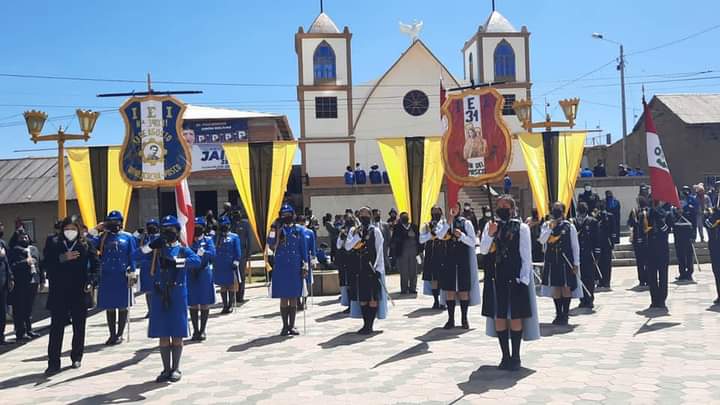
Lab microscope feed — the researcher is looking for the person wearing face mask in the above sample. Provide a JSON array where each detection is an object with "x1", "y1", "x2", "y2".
[
  {"x1": 187, "y1": 217, "x2": 216, "y2": 341},
  {"x1": 390, "y1": 212, "x2": 421, "y2": 294},
  {"x1": 538, "y1": 202, "x2": 582, "y2": 326},
  {"x1": 420, "y1": 206, "x2": 450, "y2": 309},
  {"x1": 644, "y1": 201, "x2": 674, "y2": 310},
  {"x1": 462, "y1": 203, "x2": 479, "y2": 233},
  {"x1": 343, "y1": 207, "x2": 388, "y2": 334},
  {"x1": 604, "y1": 191, "x2": 621, "y2": 244},
  {"x1": 336, "y1": 212, "x2": 356, "y2": 313},
  {"x1": 575, "y1": 202, "x2": 601, "y2": 309},
  {"x1": 441, "y1": 203, "x2": 481, "y2": 330},
  {"x1": 136, "y1": 219, "x2": 160, "y2": 318},
  {"x1": 213, "y1": 216, "x2": 242, "y2": 314},
  {"x1": 0, "y1": 222, "x2": 11, "y2": 346},
  {"x1": 267, "y1": 204, "x2": 309, "y2": 336},
  {"x1": 44, "y1": 216, "x2": 99, "y2": 375},
  {"x1": 140, "y1": 216, "x2": 200, "y2": 383},
  {"x1": 8, "y1": 229, "x2": 42, "y2": 342},
  {"x1": 89, "y1": 211, "x2": 137, "y2": 345},
  {"x1": 628, "y1": 196, "x2": 651, "y2": 289},
  {"x1": 525, "y1": 209, "x2": 544, "y2": 263},
  {"x1": 479, "y1": 195, "x2": 540, "y2": 371},
  {"x1": 595, "y1": 200, "x2": 615, "y2": 290},
  {"x1": 578, "y1": 184, "x2": 600, "y2": 213}
]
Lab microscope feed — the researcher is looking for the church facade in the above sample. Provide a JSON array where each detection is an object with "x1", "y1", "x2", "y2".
[{"x1": 296, "y1": 8, "x2": 533, "y2": 215}]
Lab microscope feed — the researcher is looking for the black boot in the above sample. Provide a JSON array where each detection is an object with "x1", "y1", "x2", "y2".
[
  {"x1": 366, "y1": 306, "x2": 378, "y2": 333},
  {"x1": 561, "y1": 298, "x2": 571, "y2": 325},
  {"x1": 169, "y1": 345, "x2": 183, "y2": 382},
  {"x1": 280, "y1": 307, "x2": 289, "y2": 336},
  {"x1": 115, "y1": 309, "x2": 128, "y2": 344},
  {"x1": 156, "y1": 346, "x2": 172, "y2": 383},
  {"x1": 220, "y1": 291, "x2": 229, "y2": 314},
  {"x1": 444, "y1": 300, "x2": 456, "y2": 329},
  {"x1": 227, "y1": 293, "x2": 236, "y2": 313},
  {"x1": 459, "y1": 300, "x2": 470, "y2": 329},
  {"x1": 288, "y1": 306, "x2": 299, "y2": 335},
  {"x1": 358, "y1": 306, "x2": 370, "y2": 334},
  {"x1": 199, "y1": 309, "x2": 209, "y2": 341},
  {"x1": 238, "y1": 281, "x2": 246, "y2": 303},
  {"x1": 497, "y1": 329, "x2": 510, "y2": 370},
  {"x1": 552, "y1": 299, "x2": 562, "y2": 325},
  {"x1": 189, "y1": 309, "x2": 200, "y2": 340},
  {"x1": 510, "y1": 330, "x2": 523, "y2": 371},
  {"x1": 431, "y1": 289, "x2": 440, "y2": 309},
  {"x1": 105, "y1": 310, "x2": 117, "y2": 345}
]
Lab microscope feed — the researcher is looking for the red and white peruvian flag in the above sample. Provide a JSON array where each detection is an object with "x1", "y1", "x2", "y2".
[
  {"x1": 644, "y1": 98, "x2": 681, "y2": 208},
  {"x1": 175, "y1": 179, "x2": 195, "y2": 246}
]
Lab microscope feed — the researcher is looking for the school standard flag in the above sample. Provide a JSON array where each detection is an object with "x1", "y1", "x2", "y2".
[{"x1": 644, "y1": 98, "x2": 681, "y2": 208}]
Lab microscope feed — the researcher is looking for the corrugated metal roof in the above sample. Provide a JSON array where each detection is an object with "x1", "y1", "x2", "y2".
[
  {"x1": 0, "y1": 157, "x2": 75, "y2": 205},
  {"x1": 655, "y1": 94, "x2": 720, "y2": 125}
]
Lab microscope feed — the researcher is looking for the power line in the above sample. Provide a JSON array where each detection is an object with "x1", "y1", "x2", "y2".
[
  {"x1": 538, "y1": 58, "x2": 617, "y2": 97},
  {"x1": 627, "y1": 23, "x2": 720, "y2": 56}
]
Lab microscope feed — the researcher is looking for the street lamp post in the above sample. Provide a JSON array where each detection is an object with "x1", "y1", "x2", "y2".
[
  {"x1": 592, "y1": 32, "x2": 627, "y2": 166},
  {"x1": 22, "y1": 109, "x2": 100, "y2": 219},
  {"x1": 513, "y1": 97, "x2": 581, "y2": 132}
]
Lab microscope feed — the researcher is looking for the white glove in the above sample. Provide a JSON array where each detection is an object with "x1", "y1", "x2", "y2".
[
  {"x1": 88, "y1": 228, "x2": 100, "y2": 237},
  {"x1": 416, "y1": 254, "x2": 422, "y2": 265},
  {"x1": 141, "y1": 245, "x2": 152, "y2": 254},
  {"x1": 311, "y1": 257, "x2": 319, "y2": 267},
  {"x1": 516, "y1": 275, "x2": 530, "y2": 286},
  {"x1": 197, "y1": 247, "x2": 205, "y2": 257},
  {"x1": 233, "y1": 260, "x2": 240, "y2": 268},
  {"x1": 133, "y1": 231, "x2": 141, "y2": 239}
]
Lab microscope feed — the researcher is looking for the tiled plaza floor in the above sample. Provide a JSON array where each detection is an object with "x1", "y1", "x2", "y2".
[{"x1": 1, "y1": 266, "x2": 719, "y2": 404}]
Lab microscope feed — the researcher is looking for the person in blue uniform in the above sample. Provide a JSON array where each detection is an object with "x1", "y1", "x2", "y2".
[
  {"x1": 267, "y1": 205, "x2": 309, "y2": 336},
  {"x1": 44, "y1": 216, "x2": 100, "y2": 375},
  {"x1": 90, "y1": 211, "x2": 137, "y2": 345},
  {"x1": 704, "y1": 206, "x2": 720, "y2": 305},
  {"x1": 137, "y1": 219, "x2": 160, "y2": 317},
  {"x1": 673, "y1": 205, "x2": 695, "y2": 282},
  {"x1": 213, "y1": 217, "x2": 242, "y2": 314},
  {"x1": 605, "y1": 191, "x2": 621, "y2": 244},
  {"x1": 343, "y1": 207, "x2": 389, "y2": 334},
  {"x1": 479, "y1": 195, "x2": 540, "y2": 371},
  {"x1": 539, "y1": 202, "x2": 582, "y2": 326},
  {"x1": 441, "y1": 204, "x2": 481, "y2": 330},
  {"x1": 420, "y1": 206, "x2": 450, "y2": 309},
  {"x1": 295, "y1": 214, "x2": 317, "y2": 311},
  {"x1": 344, "y1": 166, "x2": 355, "y2": 185},
  {"x1": 646, "y1": 203, "x2": 673, "y2": 310},
  {"x1": 188, "y1": 217, "x2": 216, "y2": 341},
  {"x1": 369, "y1": 165, "x2": 382, "y2": 184},
  {"x1": 354, "y1": 163, "x2": 367, "y2": 185},
  {"x1": 139, "y1": 216, "x2": 200, "y2": 383}
]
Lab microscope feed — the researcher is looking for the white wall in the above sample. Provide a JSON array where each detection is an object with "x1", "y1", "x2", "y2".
[
  {"x1": 481, "y1": 37, "x2": 527, "y2": 83},
  {"x1": 306, "y1": 143, "x2": 350, "y2": 177},
  {"x1": 303, "y1": 90, "x2": 349, "y2": 138},
  {"x1": 301, "y1": 38, "x2": 348, "y2": 86},
  {"x1": 352, "y1": 43, "x2": 457, "y2": 172}
]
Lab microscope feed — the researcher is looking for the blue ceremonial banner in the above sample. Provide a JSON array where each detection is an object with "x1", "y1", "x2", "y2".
[
  {"x1": 182, "y1": 119, "x2": 249, "y2": 172},
  {"x1": 119, "y1": 95, "x2": 192, "y2": 187}
]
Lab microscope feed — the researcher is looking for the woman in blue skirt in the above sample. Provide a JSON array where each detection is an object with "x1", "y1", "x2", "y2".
[
  {"x1": 140, "y1": 216, "x2": 200, "y2": 383},
  {"x1": 188, "y1": 217, "x2": 216, "y2": 341}
]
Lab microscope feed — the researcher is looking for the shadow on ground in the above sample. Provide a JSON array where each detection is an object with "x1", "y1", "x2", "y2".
[
  {"x1": 539, "y1": 323, "x2": 577, "y2": 337},
  {"x1": 318, "y1": 331, "x2": 382, "y2": 349},
  {"x1": 449, "y1": 365, "x2": 536, "y2": 404},
  {"x1": 227, "y1": 335, "x2": 292, "y2": 353},
  {"x1": 68, "y1": 380, "x2": 167, "y2": 404}
]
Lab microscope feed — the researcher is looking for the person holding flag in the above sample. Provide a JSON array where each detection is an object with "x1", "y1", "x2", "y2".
[
  {"x1": 188, "y1": 217, "x2": 216, "y2": 341},
  {"x1": 140, "y1": 215, "x2": 200, "y2": 383},
  {"x1": 267, "y1": 204, "x2": 308, "y2": 336},
  {"x1": 641, "y1": 96, "x2": 681, "y2": 310},
  {"x1": 213, "y1": 217, "x2": 242, "y2": 314}
]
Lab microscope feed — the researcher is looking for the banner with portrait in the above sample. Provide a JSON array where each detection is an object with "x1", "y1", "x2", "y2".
[
  {"x1": 441, "y1": 87, "x2": 512, "y2": 186},
  {"x1": 182, "y1": 119, "x2": 248, "y2": 172}
]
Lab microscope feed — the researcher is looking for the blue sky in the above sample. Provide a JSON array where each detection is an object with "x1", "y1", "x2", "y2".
[{"x1": 1, "y1": 0, "x2": 718, "y2": 158}]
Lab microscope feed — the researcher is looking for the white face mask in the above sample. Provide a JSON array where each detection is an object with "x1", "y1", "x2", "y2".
[{"x1": 64, "y1": 230, "x2": 78, "y2": 241}]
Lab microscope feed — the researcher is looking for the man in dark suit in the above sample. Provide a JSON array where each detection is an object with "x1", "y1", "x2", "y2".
[{"x1": 233, "y1": 210, "x2": 252, "y2": 303}]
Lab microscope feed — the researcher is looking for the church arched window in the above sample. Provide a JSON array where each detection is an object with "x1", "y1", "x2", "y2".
[
  {"x1": 469, "y1": 53, "x2": 475, "y2": 83},
  {"x1": 494, "y1": 40, "x2": 516, "y2": 82},
  {"x1": 314, "y1": 41, "x2": 336, "y2": 84}
]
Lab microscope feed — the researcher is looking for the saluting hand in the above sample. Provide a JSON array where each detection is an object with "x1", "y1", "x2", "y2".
[
  {"x1": 62, "y1": 251, "x2": 80, "y2": 262},
  {"x1": 453, "y1": 228, "x2": 463, "y2": 238}
]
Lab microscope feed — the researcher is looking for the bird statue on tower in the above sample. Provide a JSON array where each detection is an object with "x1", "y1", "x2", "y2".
[{"x1": 399, "y1": 20, "x2": 423, "y2": 44}]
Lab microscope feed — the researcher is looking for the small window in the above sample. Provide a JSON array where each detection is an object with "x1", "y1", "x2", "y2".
[
  {"x1": 315, "y1": 97, "x2": 338, "y2": 119},
  {"x1": 494, "y1": 40, "x2": 516, "y2": 82},
  {"x1": 469, "y1": 53, "x2": 475, "y2": 83},
  {"x1": 502, "y1": 94, "x2": 516, "y2": 116}
]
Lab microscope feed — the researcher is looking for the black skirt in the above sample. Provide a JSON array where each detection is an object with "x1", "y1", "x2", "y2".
[
  {"x1": 481, "y1": 273, "x2": 532, "y2": 319},
  {"x1": 422, "y1": 242, "x2": 446, "y2": 282},
  {"x1": 336, "y1": 249, "x2": 349, "y2": 287},
  {"x1": 541, "y1": 259, "x2": 577, "y2": 290},
  {"x1": 347, "y1": 252, "x2": 381, "y2": 302},
  {"x1": 440, "y1": 243, "x2": 471, "y2": 292}
]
